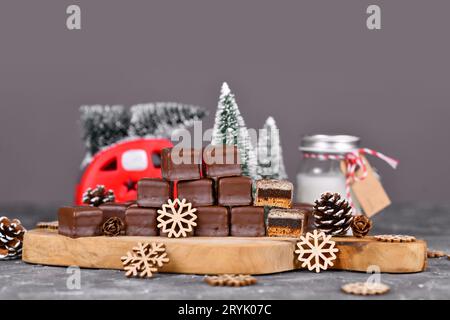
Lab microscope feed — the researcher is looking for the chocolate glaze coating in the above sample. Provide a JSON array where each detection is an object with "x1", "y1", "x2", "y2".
[
  {"x1": 195, "y1": 206, "x2": 229, "y2": 237},
  {"x1": 218, "y1": 176, "x2": 253, "y2": 206},
  {"x1": 161, "y1": 147, "x2": 202, "y2": 181},
  {"x1": 203, "y1": 145, "x2": 242, "y2": 178},
  {"x1": 58, "y1": 206, "x2": 103, "y2": 238},
  {"x1": 230, "y1": 206, "x2": 265, "y2": 237},
  {"x1": 99, "y1": 203, "x2": 127, "y2": 224},
  {"x1": 125, "y1": 207, "x2": 158, "y2": 236},
  {"x1": 177, "y1": 179, "x2": 215, "y2": 206},
  {"x1": 137, "y1": 178, "x2": 171, "y2": 208}
]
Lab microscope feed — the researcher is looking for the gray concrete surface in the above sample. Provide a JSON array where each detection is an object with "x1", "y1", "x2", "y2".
[{"x1": 0, "y1": 203, "x2": 449, "y2": 300}]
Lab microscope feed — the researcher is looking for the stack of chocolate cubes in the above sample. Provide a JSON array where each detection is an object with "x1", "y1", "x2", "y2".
[
  {"x1": 58, "y1": 145, "x2": 266, "y2": 238},
  {"x1": 156, "y1": 145, "x2": 265, "y2": 237}
]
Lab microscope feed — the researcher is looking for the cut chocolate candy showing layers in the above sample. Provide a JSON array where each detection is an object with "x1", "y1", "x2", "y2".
[
  {"x1": 177, "y1": 179, "x2": 215, "y2": 206},
  {"x1": 254, "y1": 179, "x2": 293, "y2": 208},
  {"x1": 125, "y1": 207, "x2": 158, "y2": 236},
  {"x1": 203, "y1": 145, "x2": 241, "y2": 178},
  {"x1": 267, "y1": 208, "x2": 307, "y2": 238},
  {"x1": 230, "y1": 206, "x2": 265, "y2": 237},
  {"x1": 292, "y1": 203, "x2": 315, "y2": 233},
  {"x1": 58, "y1": 206, "x2": 103, "y2": 238},
  {"x1": 137, "y1": 178, "x2": 171, "y2": 208},
  {"x1": 195, "y1": 206, "x2": 229, "y2": 237},
  {"x1": 161, "y1": 147, "x2": 202, "y2": 181},
  {"x1": 218, "y1": 176, "x2": 253, "y2": 206}
]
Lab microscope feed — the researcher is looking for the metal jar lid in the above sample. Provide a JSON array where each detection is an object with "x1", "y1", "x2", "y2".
[{"x1": 299, "y1": 135, "x2": 360, "y2": 154}]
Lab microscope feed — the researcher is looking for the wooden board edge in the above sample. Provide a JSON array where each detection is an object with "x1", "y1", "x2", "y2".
[{"x1": 22, "y1": 230, "x2": 428, "y2": 274}]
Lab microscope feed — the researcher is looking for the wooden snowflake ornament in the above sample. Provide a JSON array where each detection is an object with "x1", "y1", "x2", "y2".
[
  {"x1": 295, "y1": 230, "x2": 339, "y2": 273},
  {"x1": 374, "y1": 234, "x2": 416, "y2": 243},
  {"x1": 341, "y1": 282, "x2": 390, "y2": 296},
  {"x1": 204, "y1": 274, "x2": 257, "y2": 287},
  {"x1": 157, "y1": 198, "x2": 197, "y2": 238},
  {"x1": 121, "y1": 242, "x2": 169, "y2": 278}
]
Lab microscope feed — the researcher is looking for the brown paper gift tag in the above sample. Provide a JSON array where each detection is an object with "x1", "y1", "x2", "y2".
[{"x1": 341, "y1": 156, "x2": 391, "y2": 217}]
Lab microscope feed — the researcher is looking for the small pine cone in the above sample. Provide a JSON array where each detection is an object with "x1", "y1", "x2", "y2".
[
  {"x1": 102, "y1": 217, "x2": 124, "y2": 236},
  {"x1": 313, "y1": 192, "x2": 353, "y2": 236},
  {"x1": 351, "y1": 215, "x2": 372, "y2": 237},
  {"x1": 0, "y1": 216, "x2": 26, "y2": 260},
  {"x1": 82, "y1": 185, "x2": 115, "y2": 206}
]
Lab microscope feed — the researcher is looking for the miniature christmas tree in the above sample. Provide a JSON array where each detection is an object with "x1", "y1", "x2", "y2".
[
  {"x1": 211, "y1": 82, "x2": 257, "y2": 179},
  {"x1": 80, "y1": 105, "x2": 131, "y2": 156},
  {"x1": 257, "y1": 116, "x2": 288, "y2": 180},
  {"x1": 128, "y1": 102, "x2": 207, "y2": 138}
]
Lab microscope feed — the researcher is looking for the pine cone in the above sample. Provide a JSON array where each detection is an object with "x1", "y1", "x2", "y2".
[
  {"x1": 0, "y1": 216, "x2": 26, "y2": 260},
  {"x1": 313, "y1": 192, "x2": 353, "y2": 236},
  {"x1": 82, "y1": 185, "x2": 115, "y2": 206},
  {"x1": 351, "y1": 215, "x2": 372, "y2": 237},
  {"x1": 102, "y1": 217, "x2": 124, "y2": 236}
]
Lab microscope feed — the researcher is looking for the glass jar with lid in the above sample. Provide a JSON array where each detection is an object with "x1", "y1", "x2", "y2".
[{"x1": 296, "y1": 134, "x2": 362, "y2": 213}]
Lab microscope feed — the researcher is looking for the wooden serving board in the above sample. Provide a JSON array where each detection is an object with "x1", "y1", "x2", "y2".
[{"x1": 22, "y1": 229, "x2": 427, "y2": 274}]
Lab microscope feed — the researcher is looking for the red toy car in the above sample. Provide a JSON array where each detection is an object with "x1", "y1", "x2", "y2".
[{"x1": 75, "y1": 138, "x2": 173, "y2": 204}]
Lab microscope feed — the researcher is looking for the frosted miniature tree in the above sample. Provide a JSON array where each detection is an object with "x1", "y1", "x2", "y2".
[
  {"x1": 128, "y1": 102, "x2": 207, "y2": 138},
  {"x1": 257, "y1": 116, "x2": 288, "y2": 180},
  {"x1": 211, "y1": 82, "x2": 257, "y2": 179},
  {"x1": 80, "y1": 105, "x2": 131, "y2": 156}
]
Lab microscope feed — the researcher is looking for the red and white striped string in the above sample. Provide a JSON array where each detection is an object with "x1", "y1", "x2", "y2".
[{"x1": 303, "y1": 148, "x2": 399, "y2": 211}]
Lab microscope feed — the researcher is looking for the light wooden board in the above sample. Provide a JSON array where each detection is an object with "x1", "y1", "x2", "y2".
[{"x1": 22, "y1": 229, "x2": 427, "y2": 274}]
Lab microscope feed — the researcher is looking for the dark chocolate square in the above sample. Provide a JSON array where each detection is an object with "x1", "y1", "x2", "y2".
[
  {"x1": 99, "y1": 203, "x2": 127, "y2": 224},
  {"x1": 195, "y1": 206, "x2": 229, "y2": 236},
  {"x1": 177, "y1": 179, "x2": 215, "y2": 206},
  {"x1": 137, "y1": 178, "x2": 171, "y2": 208},
  {"x1": 218, "y1": 176, "x2": 253, "y2": 206},
  {"x1": 230, "y1": 206, "x2": 265, "y2": 237},
  {"x1": 125, "y1": 207, "x2": 158, "y2": 236},
  {"x1": 203, "y1": 145, "x2": 241, "y2": 178},
  {"x1": 161, "y1": 147, "x2": 202, "y2": 181},
  {"x1": 58, "y1": 206, "x2": 103, "y2": 238}
]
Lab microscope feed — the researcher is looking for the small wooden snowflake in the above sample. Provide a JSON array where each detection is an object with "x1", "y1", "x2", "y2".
[
  {"x1": 204, "y1": 274, "x2": 257, "y2": 287},
  {"x1": 157, "y1": 198, "x2": 198, "y2": 238},
  {"x1": 121, "y1": 242, "x2": 169, "y2": 278},
  {"x1": 294, "y1": 229, "x2": 339, "y2": 273},
  {"x1": 427, "y1": 250, "x2": 446, "y2": 258},
  {"x1": 374, "y1": 234, "x2": 416, "y2": 243},
  {"x1": 341, "y1": 282, "x2": 390, "y2": 295}
]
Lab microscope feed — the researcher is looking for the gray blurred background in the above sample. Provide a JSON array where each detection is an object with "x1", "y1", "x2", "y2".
[{"x1": 0, "y1": 0, "x2": 449, "y2": 211}]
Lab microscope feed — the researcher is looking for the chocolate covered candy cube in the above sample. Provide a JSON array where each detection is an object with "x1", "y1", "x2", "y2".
[
  {"x1": 230, "y1": 206, "x2": 265, "y2": 237},
  {"x1": 195, "y1": 206, "x2": 229, "y2": 237},
  {"x1": 292, "y1": 203, "x2": 315, "y2": 233},
  {"x1": 137, "y1": 178, "x2": 171, "y2": 208},
  {"x1": 177, "y1": 179, "x2": 215, "y2": 206},
  {"x1": 267, "y1": 208, "x2": 307, "y2": 238},
  {"x1": 254, "y1": 179, "x2": 293, "y2": 208},
  {"x1": 203, "y1": 145, "x2": 241, "y2": 178},
  {"x1": 161, "y1": 147, "x2": 202, "y2": 181},
  {"x1": 58, "y1": 206, "x2": 103, "y2": 238},
  {"x1": 125, "y1": 207, "x2": 158, "y2": 236},
  {"x1": 218, "y1": 176, "x2": 253, "y2": 206},
  {"x1": 99, "y1": 203, "x2": 127, "y2": 224}
]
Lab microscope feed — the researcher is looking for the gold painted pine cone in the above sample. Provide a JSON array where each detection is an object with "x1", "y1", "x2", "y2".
[
  {"x1": 351, "y1": 215, "x2": 373, "y2": 237},
  {"x1": 102, "y1": 217, "x2": 124, "y2": 236}
]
